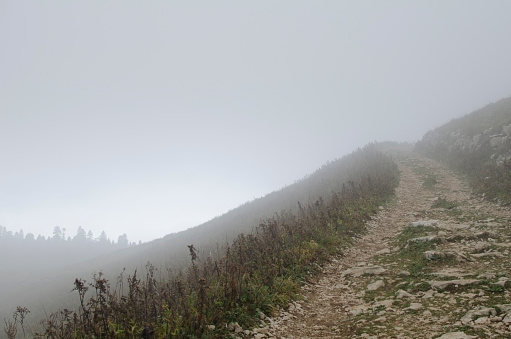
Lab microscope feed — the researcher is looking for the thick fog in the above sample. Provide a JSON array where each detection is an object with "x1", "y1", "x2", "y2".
[{"x1": 2, "y1": 1, "x2": 511, "y2": 243}]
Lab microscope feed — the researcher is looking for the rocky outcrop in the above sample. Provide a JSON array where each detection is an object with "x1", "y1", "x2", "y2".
[{"x1": 416, "y1": 96, "x2": 511, "y2": 168}]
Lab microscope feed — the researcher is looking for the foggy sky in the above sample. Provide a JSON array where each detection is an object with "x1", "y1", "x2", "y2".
[{"x1": 2, "y1": 1, "x2": 511, "y2": 243}]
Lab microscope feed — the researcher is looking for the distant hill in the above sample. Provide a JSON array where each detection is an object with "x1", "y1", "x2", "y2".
[{"x1": 416, "y1": 95, "x2": 511, "y2": 203}]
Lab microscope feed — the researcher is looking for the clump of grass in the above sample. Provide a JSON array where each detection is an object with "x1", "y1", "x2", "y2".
[
  {"x1": 431, "y1": 198, "x2": 459, "y2": 210},
  {"x1": 422, "y1": 174, "x2": 438, "y2": 188}
]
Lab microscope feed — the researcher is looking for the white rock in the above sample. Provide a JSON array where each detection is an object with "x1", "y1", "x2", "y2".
[
  {"x1": 375, "y1": 299, "x2": 393, "y2": 308},
  {"x1": 436, "y1": 332, "x2": 477, "y2": 339},
  {"x1": 410, "y1": 220, "x2": 439, "y2": 227},
  {"x1": 496, "y1": 278, "x2": 509, "y2": 287},
  {"x1": 472, "y1": 242, "x2": 491, "y2": 253},
  {"x1": 228, "y1": 322, "x2": 242, "y2": 332},
  {"x1": 396, "y1": 289, "x2": 414, "y2": 299},
  {"x1": 234, "y1": 323, "x2": 243, "y2": 333},
  {"x1": 471, "y1": 251, "x2": 504, "y2": 258},
  {"x1": 341, "y1": 265, "x2": 386, "y2": 277},
  {"x1": 424, "y1": 250, "x2": 448, "y2": 260},
  {"x1": 474, "y1": 316, "x2": 489, "y2": 324},
  {"x1": 422, "y1": 289, "x2": 435, "y2": 299},
  {"x1": 406, "y1": 303, "x2": 423, "y2": 311},
  {"x1": 477, "y1": 272, "x2": 496, "y2": 279},
  {"x1": 460, "y1": 307, "x2": 496, "y2": 324},
  {"x1": 503, "y1": 312, "x2": 511, "y2": 324},
  {"x1": 497, "y1": 304, "x2": 511, "y2": 312},
  {"x1": 408, "y1": 235, "x2": 439, "y2": 244},
  {"x1": 376, "y1": 248, "x2": 391, "y2": 255},
  {"x1": 428, "y1": 279, "x2": 481, "y2": 290},
  {"x1": 367, "y1": 280, "x2": 385, "y2": 291}
]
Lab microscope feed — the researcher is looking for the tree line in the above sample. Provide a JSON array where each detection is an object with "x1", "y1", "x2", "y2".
[
  {"x1": 0, "y1": 225, "x2": 137, "y2": 273},
  {"x1": 0, "y1": 225, "x2": 135, "y2": 247}
]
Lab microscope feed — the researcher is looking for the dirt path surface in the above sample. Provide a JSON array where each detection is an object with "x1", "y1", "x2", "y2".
[{"x1": 248, "y1": 154, "x2": 511, "y2": 339}]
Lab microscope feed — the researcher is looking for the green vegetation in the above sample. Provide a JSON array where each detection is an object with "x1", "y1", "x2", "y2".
[
  {"x1": 408, "y1": 161, "x2": 438, "y2": 189},
  {"x1": 431, "y1": 198, "x2": 459, "y2": 210},
  {"x1": 395, "y1": 225, "x2": 437, "y2": 277},
  {"x1": 416, "y1": 95, "x2": 511, "y2": 204},
  {"x1": 422, "y1": 174, "x2": 438, "y2": 188},
  {"x1": 4, "y1": 145, "x2": 399, "y2": 338}
]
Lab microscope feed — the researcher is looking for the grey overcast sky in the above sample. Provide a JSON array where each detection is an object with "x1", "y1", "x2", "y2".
[{"x1": 2, "y1": 1, "x2": 511, "y2": 243}]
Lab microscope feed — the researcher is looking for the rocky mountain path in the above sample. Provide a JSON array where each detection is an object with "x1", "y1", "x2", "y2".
[{"x1": 248, "y1": 154, "x2": 511, "y2": 339}]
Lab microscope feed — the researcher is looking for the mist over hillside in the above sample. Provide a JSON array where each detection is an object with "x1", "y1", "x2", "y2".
[
  {"x1": 3, "y1": 1, "x2": 511, "y2": 337},
  {"x1": 1, "y1": 143, "x2": 400, "y2": 337},
  {"x1": 2, "y1": 93, "x2": 511, "y2": 337},
  {"x1": 416, "y1": 95, "x2": 511, "y2": 203}
]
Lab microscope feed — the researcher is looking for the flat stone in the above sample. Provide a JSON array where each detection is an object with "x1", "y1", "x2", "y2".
[
  {"x1": 422, "y1": 289, "x2": 435, "y2": 299},
  {"x1": 424, "y1": 250, "x2": 450, "y2": 260},
  {"x1": 375, "y1": 248, "x2": 391, "y2": 255},
  {"x1": 428, "y1": 279, "x2": 481, "y2": 290},
  {"x1": 496, "y1": 278, "x2": 510, "y2": 287},
  {"x1": 341, "y1": 265, "x2": 387, "y2": 277},
  {"x1": 424, "y1": 250, "x2": 471, "y2": 262},
  {"x1": 473, "y1": 316, "x2": 489, "y2": 325},
  {"x1": 406, "y1": 236, "x2": 442, "y2": 248},
  {"x1": 374, "y1": 299, "x2": 393, "y2": 308},
  {"x1": 471, "y1": 252, "x2": 504, "y2": 258},
  {"x1": 349, "y1": 304, "x2": 369, "y2": 315},
  {"x1": 472, "y1": 242, "x2": 491, "y2": 253},
  {"x1": 406, "y1": 303, "x2": 423, "y2": 311},
  {"x1": 502, "y1": 312, "x2": 511, "y2": 324},
  {"x1": 410, "y1": 220, "x2": 439, "y2": 227},
  {"x1": 477, "y1": 272, "x2": 496, "y2": 279},
  {"x1": 436, "y1": 332, "x2": 477, "y2": 339},
  {"x1": 497, "y1": 304, "x2": 511, "y2": 313},
  {"x1": 460, "y1": 307, "x2": 497, "y2": 325},
  {"x1": 367, "y1": 280, "x2": 385, "y2": 291},
  {"x1": 396, "y1": 289, "x2": 414, "y2": 299}
]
